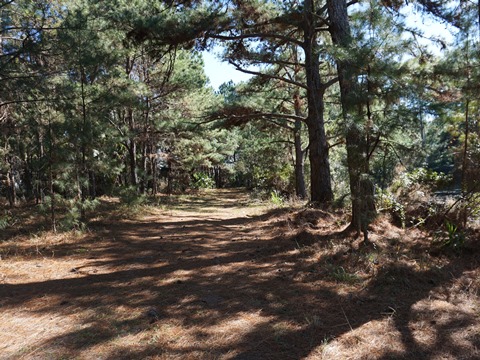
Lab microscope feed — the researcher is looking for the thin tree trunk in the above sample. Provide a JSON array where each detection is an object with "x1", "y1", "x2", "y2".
[
  {"x1": 126, "y1": 105, "x2": 138, "y2": 188},
  {"x1": 128, "y1": 138, "x2": 138, "y2": 187},
  {"x1": 24, "y1": 156, "x2": 33, "y2": 200},
  {"x1": 49, "y1": 161, "x2": 56, "y2": 233},
  {"x1": 47, "y1": 117, "x2": 56, "y2": 232},
  {"x1": 124, "y1": 56, "x2": 138, "y2": 190},
  {"x1": 151, "y1": 156, "x2": 157, "y2": 195},
  {"x1": 140, "y1": 142, "x2": 147, "y2": 194},
  {"x1": 80, "y1": 67, "x2": 88, "y2": 220},
  {"x1": 291, "y1": 47, "x2": 307, "y2": 200},
  {"x1": 6, "y1": 165, "x2": 16, "y2": 207},
  {"x1": 293, "y1": 119, "x2": 307, "y2": 199},
  {"x1": 89, "y1": 170, "x2": 96, "y2": 198},
  {"x1": 462, "y1": 98, "x2": 470, "y2": 193},
  {"x1": 462, "y1": 34, "x2": 471, "y2": 196}
]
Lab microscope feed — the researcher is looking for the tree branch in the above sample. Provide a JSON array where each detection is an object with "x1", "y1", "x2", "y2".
[
  {"x1": 229, "y1": 60, "x2": 308, "y2": 90},
  {"x1": 0, "y1": 97, "x2": 72, "y2": 108},
  {"x1": 0, "y1": 0, "x2": 15, "y2": 9},
  {"x1": 207, "y1": 32, "x2": 303, "y2": 48},
  {"x1": 321, "y1": 76, "x2": 339, "y2": 90}
]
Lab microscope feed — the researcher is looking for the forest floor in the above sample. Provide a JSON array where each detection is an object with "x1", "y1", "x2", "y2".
[{"x1": 0, "y1": 188, "x2": 479, "y2": 360}]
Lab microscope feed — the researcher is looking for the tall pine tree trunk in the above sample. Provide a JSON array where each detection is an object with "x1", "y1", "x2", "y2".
[
  {"x1": 124, "y1": 56, "x2": 138, "y2": 190},
  {"x1": 128, "y1": 138, "x2": 138, "y2": 187},
  {"x1": 303, "y1": 0, "x2": 333, "y2": 204},
  {"x1": 327, "y1": 0, "x2": 376, "y2": 237}
]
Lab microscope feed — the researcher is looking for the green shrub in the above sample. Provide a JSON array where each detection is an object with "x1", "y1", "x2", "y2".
[
  {"x1": 39, "y1": 195, "x2": 99, "y2": 231},
  {"x1": 391, "y1": 168, "x2": 452, "y2": 193},
  {"x1": 118, "y1": 186, "x2": 147, "y2": 207},
  {"x1": 327, "y1": 265, "x2": 360, "y2": 284},
  {"x1": 384, "y1": 168, "x2": 455, "y2": 228},
  {"x1": 270, "y1": 190, "x2": 284, "y2": 206},
  {"x1": 191, "y1": 172, "x2": 215, "y2": 189},
  {"x1": 377, "y1": 189, "x2": 406, "y2": 228},
  {"x1": 441, "y1": 221, "x2": 465, "y2": 251},
  {"x1": 0, "y1": 211, "x2": 12, "y2": 230}
]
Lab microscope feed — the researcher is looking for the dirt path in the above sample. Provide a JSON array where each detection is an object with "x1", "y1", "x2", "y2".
[{"x1": 0, "y1": 189, "x2": 479, "y2": 359}]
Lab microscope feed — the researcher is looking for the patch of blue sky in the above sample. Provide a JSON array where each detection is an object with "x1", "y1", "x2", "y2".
[{"x1": 202, "y1": 49, "x2": 253, "y2": 90}]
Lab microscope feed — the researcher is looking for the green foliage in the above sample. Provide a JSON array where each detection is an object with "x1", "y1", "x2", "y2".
[
  {"x1": 434, "y1": 221, "x2": 466, "y2": 253},
  {"x1": 191, "y1": 172, "x2": 215, "y2": 189},
  {"x1": 0, "y1": 212, "x2": 12, "y2": 231},
  {"x1": 443, "y1": 221, "x2": 465, "y2": 249},
  {"x1": 377, "y1": 189, "x2": 406, "y2": 228},
  {"x1": 118, "y1": 187, "x2": 147, "y2": 207},
  {"x1": 269, "y1": 190, "x2": 284, "y2": 207},
  {"x1": 467, "y1": 194, "x2": 480, "y2": 219},
  {"x1": 327, "y1": 265, "x2": 360, "y2": 284},
  {"x1": 391, "y1": 168, "x2": 452, "y2": 192},
  {"x1": 61, "y1": 198, "x2": 99, "y2": 231},
  {"x1": 380, "y1": 168, "x2": 454, "y2": 228},
  {"x1": 229, "y1": 123, "x2": 295, "y2": 194},
  {"x1": 39, "y1": 195, "x2": 99, "y2": 231}
]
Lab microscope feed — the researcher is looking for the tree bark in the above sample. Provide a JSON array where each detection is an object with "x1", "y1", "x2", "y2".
[
  {"x1": 6, "y1": 164, "x2": 16, "y2": 207},
  {"x1": 303, "y1": 0, "x2": 333, "y2": 204},
  {"x1": 140, "y1": 142, "x2": 148, "y2": 194},
  {"x1": 128, "y1": 138, "x2": 138, "y2": 187},
  {"x1": 292, "y1": 46, "x2": 307, "y2": 200},
  {"x1": 292, "y1": 89, "x2": 307, "y2": 200},
  {"x1": 47, "y1": 117, "x2": 56, "y2": 232},
  {"x1": 327, "y1": 0, "x2": 376, "y2": 235},
  {"x1": 79, "y1": 67, "x2": 90, "y2": 220},
  {"x1": 126, "y1": 106, "x2": 138, "y2": 188}
]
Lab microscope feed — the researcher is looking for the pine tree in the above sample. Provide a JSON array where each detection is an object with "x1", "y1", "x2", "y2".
[{"x1": 203, "y1": 0, "x2": 336, "y2": 204}]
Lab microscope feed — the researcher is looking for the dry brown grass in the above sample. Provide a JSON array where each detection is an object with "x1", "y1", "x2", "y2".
[{"x1": 0, "y1": 188, "x2": 479, "y2": 359}]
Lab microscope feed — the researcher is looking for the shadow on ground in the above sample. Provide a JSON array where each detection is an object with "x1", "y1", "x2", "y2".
[{"x1": 0, "y1": 189, "x2": 479, "y2": 359}]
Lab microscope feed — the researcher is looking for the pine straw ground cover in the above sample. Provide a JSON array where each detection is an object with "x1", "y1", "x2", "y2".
[{"x1": 0, "y1": 188, "x2": 479, "y2": 360}]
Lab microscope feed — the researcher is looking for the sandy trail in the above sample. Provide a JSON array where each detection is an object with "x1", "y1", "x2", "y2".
[{"x1": 0, "y1": 189, "x2": 478, "y2": 359}]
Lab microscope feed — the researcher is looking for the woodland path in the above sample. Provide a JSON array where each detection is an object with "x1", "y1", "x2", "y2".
[{"x1": 0, "y1": 189, "x2": 479, "y2": 359}]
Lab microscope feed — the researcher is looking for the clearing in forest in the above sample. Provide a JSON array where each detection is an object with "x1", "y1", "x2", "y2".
[{"x1": 0, "y1": 188, "x2": 479, "y2": 359}]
